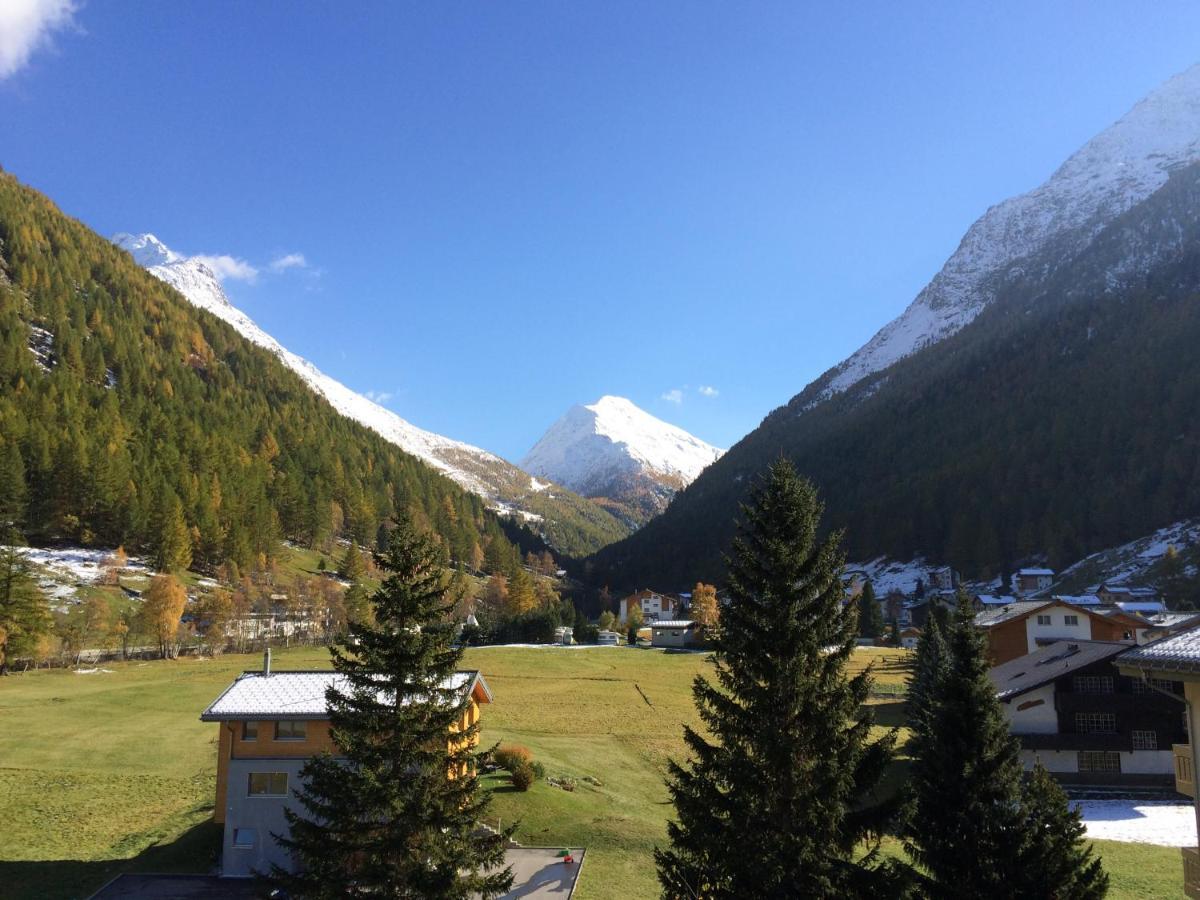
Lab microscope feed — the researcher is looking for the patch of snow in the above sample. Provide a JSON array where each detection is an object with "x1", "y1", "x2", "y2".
[
  {"x1": 522, "y1": 395, "x2": 723, "y2": 497},
  {"x1": 1077, "y1": 799, "x2": 1196, "y2": 846},
  {"x1": 850, "y1": 557, "x2": 939, "y2": 596},
  {"x1": 817, "y1": 63, "x2": 1200, "y2": 401},
  {"x1": 27, "y1": 324, "x2": 53, "y2": 372},
  {"x1": 528, "y1": 477, "x2": 550, "y2": 493},
  {"x1": 1060, "y1": 519, "x2": 1200, "y2": 589},
  {"x1": 16, "y1": 546, "x2": 149, "y2": 584}
]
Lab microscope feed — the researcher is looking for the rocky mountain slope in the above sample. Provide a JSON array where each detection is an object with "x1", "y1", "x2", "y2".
[
  {"x1": 521, "y1": 395, "x2": 723, "y2": 526},
  {"x1": 588, "y1": 65, "x2": 1200, "y2": 589},
  {"x1": 111, "y1": 233, "x2": 628, "y2": 557}
]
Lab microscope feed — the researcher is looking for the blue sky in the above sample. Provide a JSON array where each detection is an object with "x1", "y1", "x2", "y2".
[{"x1": 3, "y1": 3, "x2": 1199, "y2": 461}]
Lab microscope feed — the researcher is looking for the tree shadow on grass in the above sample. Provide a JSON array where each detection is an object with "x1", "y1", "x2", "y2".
[
  {"x1": 0, "y1": 820, "x2": 222, "y2": 900},
  {"x1": 868, "y1": 700, "x2": 908, "y2": 729}
]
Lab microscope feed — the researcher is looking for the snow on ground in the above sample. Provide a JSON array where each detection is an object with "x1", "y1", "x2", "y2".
[
  {"x1": 850, "y1": 557, "x2": 938, "y2": 596},
  {"x1": 1077, "y1": 800, "x2": 1196, "y2": 846},
  {"x1": 1060, "y1": 519, "x2": 1200, "y2": 588},
  {"x1": 528, "y1": 477, "x2": 550, "y2": 493},
  {"x1": 16, "y1": 546, "x2": 148, "y2": 583}
]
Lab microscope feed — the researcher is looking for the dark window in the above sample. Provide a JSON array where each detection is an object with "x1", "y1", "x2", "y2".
[
  {"x1": 1064, "y1": 615, "x2": 1079, "y2": 626},
  {"x1": 1132, "y1": 730, "x2": 1158, "y2": 750},
  {"x1": 232, "y1": 828, "x2": 257, "y2": 848},
  {"x1": 1036, "y1": 615, "x2": 1051, "y2": 626},
  {"x1": 241, "y1": 721, "x2": 258, "y2": 741},
  {"x1": 1074, "y1": 712, "x2": 1116, "y2": 734},
  {"x1": 1132, "y1": 677, "x2": 1178, "y2": 695},
  {"x1": 1072, "y1": 675, "x2": 1113, "y2": 694},
  {"x1": 1078, "y1": 751, "x2": 1121, "y2": 773},
  {"x1": 275, "y1": 720, "x2": 306, "y2": 741},
  {"x1": 247, "y1": 772, "x2": 288, "y2": 796}
]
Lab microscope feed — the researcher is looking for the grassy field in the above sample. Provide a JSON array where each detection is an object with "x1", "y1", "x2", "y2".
[{"x1": 0, "y1": 645, "x2": 1185, "y2": 899}]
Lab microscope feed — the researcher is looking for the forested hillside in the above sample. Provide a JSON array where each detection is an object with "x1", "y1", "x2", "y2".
[
  {"x1": 0, "y1": 170, "x2": 538, "y2": 571},
  {"x1": 588, "y1": 162, "x2": 1200, "y2": 589}
]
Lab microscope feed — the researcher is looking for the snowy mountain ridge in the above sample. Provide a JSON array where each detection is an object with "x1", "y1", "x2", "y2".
[
  {"x1": 522, "y1": 395, "x2": 723, "y2": 524},
  {"x1": 111, "y1": 233, "x2": 630, "y2": 553},
  {"x1": 815, "y1": 62, "x2": 1200, "y2": 401}
]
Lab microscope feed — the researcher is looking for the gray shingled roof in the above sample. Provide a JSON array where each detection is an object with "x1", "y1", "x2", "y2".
[
  {"x1": 974, "y1": 600, "x2": 1050, "y2": 627},
  {"x1": 199, "y1": 670, "x2": 488, "y2": 721},
  {"x1": 1118, "y1": 625, "x2": 1200, "y2": 675},
  {"x1": 989, "y1": 640, "x2": 1130, "y2": 701}
]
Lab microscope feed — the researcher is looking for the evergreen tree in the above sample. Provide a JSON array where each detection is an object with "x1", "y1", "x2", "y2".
[
  {"x1": 1016, "y1": 764, "x2": 1108, "y2": 898},
  {"x1": 339, "y1": 540, "x2": 366, "y2": 581},
  {"x1": 272, "y1": 523, "x2": 512, "y2": 899},
  {"x1": 857, "y1": 579, "x2": 883, "y2": 639},
  {"x1": 655, "y1": 460, "x2": 897, "y2": 898},
  {"x1": 153, "y1": 491, "x2": 193, "y2": 573},
  {"x1": 0, "y1": 441, "x2": 27, "y2": 531},
  {"x1": 0, "y1": 534, "x2": 51, "y2": 675},
  {"x1": 904, "y1": 594, "x2": 1108, "y2": 898}
]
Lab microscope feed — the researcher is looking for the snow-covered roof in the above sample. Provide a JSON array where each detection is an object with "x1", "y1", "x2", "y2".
[
  {"x1": 650, "y1": 620, "x2": 696, "y2": 629},
  {"x1": 1116, "y1": 601, "x2": 1167, "y2": 615},
  {"x1": 975, "y1": 594, "x2": 1019, "y2": 606},
  {"x1": 200, "y1": 670, "x2": 489, "y2": 721},
  {"x1": 1018, "y1": 568, "x2": 1055, "y2": 576},
  {"x1": 1053, "y1": 594, "x2": 1101, "y2": 606},
  {"x1": 1119, "y1": 626, "x2": 1200, "y2": 675},
  {"x1": 990, "y1": 640, "x2": 1130, "y2": 701},
  {"x1": 974, "y1": 600, "x2": 1050, "y2": 627}
]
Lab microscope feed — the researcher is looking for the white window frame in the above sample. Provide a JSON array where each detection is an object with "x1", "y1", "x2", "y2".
[
  {"x1": 1036, "y1": 615, "x2": 1052, "y2": 626},
  {"x1": 1074, "y1": 712, "x2": 1117, "y2": 734},
  {"x1": 1132, "y1": 730, "x2": 1158, "y2": 750},
  {"x1": 1078, "y1": 750, "x2": 1121, "y2": 774},
  {"x1": 1071, "y1": 675, "x2": 1113, "y2": 694},
  {"x1": 1064, "y1": 615, "x2": 1079, "y2": 626}
]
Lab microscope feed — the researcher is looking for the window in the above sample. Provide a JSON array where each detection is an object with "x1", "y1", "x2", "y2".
[
  {"x1": 1036, "y1": 615, "x2": 1052, "y2": 626},
  {"x1": 241, "y1": 721, "x2": 258, "y2": 741},
  {"x1": 1132, "y1": 730, "x2": 1158, "y2": 750},
  {"x1": 1072, "y1": 675, "x2": 1113, "y2": 694},
  {"x1": 232, "y1": 828, "x2": 257, "y2": 849},
  {"x1": 1078, "y1": 751, "x2": 1121, "y2": 774},
  {"x1": 247, "y1": 772, "x2": 288, "y2": 796},
  {"x1": 1132, "y1": 677, "x2": 1178, "y2": 695},
  {"x1": 1064, "y1": 615, "x2": 1079, "y2": 626},
  {"x1": 1074, "y1": 712, "x2": 1117, "y2": 734},
  {"x1": 275, "y1": 720, "x2": 306, "y2": 741}
]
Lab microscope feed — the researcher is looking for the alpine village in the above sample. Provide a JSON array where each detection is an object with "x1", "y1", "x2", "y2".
[{"x1": 5, "y1": 8, "x2": 1200, "y2": 900}]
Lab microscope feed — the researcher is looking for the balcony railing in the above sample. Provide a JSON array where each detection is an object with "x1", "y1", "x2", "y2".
[
  {"x1": 1182, "y1": 847, "x2": 1200, "y2": 899},
  {"x1": 1177, "y1": 744, "x2": 1195, "y2": 799}
]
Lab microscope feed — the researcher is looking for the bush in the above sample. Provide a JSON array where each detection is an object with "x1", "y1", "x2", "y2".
[
  {"x1": 531, "y1": 761, "x2": 546, "y2": 780},
  {"x1": 494, "y1": 743, "x2": 532, "y2": 772},
  {"x1": 510, "y1": 761, "x2": 535, "y2": 792}
]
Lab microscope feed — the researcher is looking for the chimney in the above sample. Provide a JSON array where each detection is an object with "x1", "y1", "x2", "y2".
[{"x1": 263, "y1": 647, "x2": 272, "y2": 677}]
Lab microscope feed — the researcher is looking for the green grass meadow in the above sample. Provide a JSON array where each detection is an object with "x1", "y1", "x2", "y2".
[{"x1": 0, "y1": 645, "x2": 1184, "y2": 898}]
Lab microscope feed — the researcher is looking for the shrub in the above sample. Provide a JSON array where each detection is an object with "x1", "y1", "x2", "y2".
[
  {"x1": 531, "y1": 761, "x2": 546, "y2": 780},
  {"x1": 510, "y1": 761, "x2": 535, "y2": 792},
  {"x1": 494, "y1": 743, "x2": 532, "y2": 772}
]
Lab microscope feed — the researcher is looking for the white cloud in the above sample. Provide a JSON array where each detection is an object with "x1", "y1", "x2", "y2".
[
  {"x1": 698, "y1": 385, "x2": 719, "y2": 398},
  {"x1": 0, "y1": 0, "x2": 78, "y2": 80},
  {"x1": 269, "y1": 252, "x2": 308, "y2": 273},
  {"x1": 661, "y1": 388, "x2": 683, "y2": 405},
  {"x1": 364, "y1": 390, "x2": 393, "y2": 405},
  {"x1": 193, "y1": 254, "x2": 259, "y2": 283}
]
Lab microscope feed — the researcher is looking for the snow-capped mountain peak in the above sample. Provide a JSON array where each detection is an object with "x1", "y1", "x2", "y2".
[
  {"x1": 111, "y1": 233, "x2": 627, "y2": 552},
  {"x1": 521, "y1": 395, "x2": 723, "y2": 524},
  {"x1": 816, "y1": 62, "x2": 1200, "y2": 401}
]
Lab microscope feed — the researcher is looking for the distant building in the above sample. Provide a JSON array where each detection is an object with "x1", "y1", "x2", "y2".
[
  {"x1": 200, "y1": 652, "x2": 492, "y2": 878},
  {"x1": 619, "y1": 589, "x2": 678, "y2": 624},
  {"x1": 899, "y1": 626, "x2": 922, "y2": 650},
  {"x1": 596, "y1": 630, "x2": 622, "y2": 646},
  {"x1": 650, "y1": 620, "x2": 701, "y2": 649},
  {"x1": 1015, "y1": 568, "x2": 1055, "y2": 596},
  {"x1": 1097, "y1": 583, "x2": 1159, "y2": 605},
  {"x1": 991, "y1": 640, "x2": 1184, "y2": 786},
  {"x1": 975, "y1": 599, "x2": 1146, "y2": 665}
]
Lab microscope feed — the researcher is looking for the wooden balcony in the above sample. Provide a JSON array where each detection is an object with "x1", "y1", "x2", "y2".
[
  {"x1": 1177, "y1": 744, "x2": 1195, "y2": 799},
  {"x1": 1182, "y1": 846, "x2": 1200, "y2": 899}
]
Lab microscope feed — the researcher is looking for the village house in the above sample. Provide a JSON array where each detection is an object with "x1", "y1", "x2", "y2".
[
  {"x1": 1014, "y1": 567, "x2": 1055, "y2": 596},
  {"x1": 1097, "y1": 583, "x2": 1159, "y2": 605},
  {"x1": 199, "y1": 651, "x2": 492, "y2": 879},
  {"x1": 1116, "y1": 626, "x2": 1200, "y2": 898},
  {"x1": 990, "y1": 640, "x2": 1184, "y2": 786},
  {"x1": 975, "y1": 599, "x2": 1147, "y2": 665},
  {"x1": 650, "y1": 619, "x2": 702, "y2": 649},
  {"x1": 619, "y1": 588, "x2": 678, "y2": 624},
  {"x1": 898, "y1": 626, "x2": 922, "y2": 650}
]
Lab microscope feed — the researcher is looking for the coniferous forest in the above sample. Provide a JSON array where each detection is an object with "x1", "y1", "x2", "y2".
[{"x1": 0, "y1": 170, "x2": 537, "y2": 571}]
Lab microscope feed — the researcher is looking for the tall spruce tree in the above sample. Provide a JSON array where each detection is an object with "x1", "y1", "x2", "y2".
[
  {"x1": 857, "y1": 579, "x2": 883, "y2": 639},
  {"x1": 1017, "y1": 764, "x2": 1108, "y2": 898},
  {"x1": 272, "y1": 522, "x2": 512, "y2": 899},
  {"x1": 655, "y1": 459, "x2": 898, "y2": 898},
  {"x1": 0, "y1": 532, "x2": 51, "y2": 675},
  {"x1": 904, "y1": 594, "x2": 1109, "y2": 899}
]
